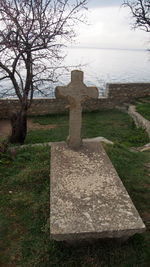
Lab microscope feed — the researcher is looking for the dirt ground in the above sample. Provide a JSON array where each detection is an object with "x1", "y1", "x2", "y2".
[{"x1": 0, "y1": 119, "x2": 56, "y2": 138}]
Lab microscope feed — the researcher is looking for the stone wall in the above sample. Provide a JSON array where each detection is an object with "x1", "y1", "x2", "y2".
[{"x1": 1, "y1": 83, "x2": 150, "y2": 119}]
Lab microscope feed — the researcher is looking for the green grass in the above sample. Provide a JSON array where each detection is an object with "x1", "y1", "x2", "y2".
[
  {"x1": 26, "y1": 113, "x2": 69, "y2": 144},
  {"x1": 26, "y1": 110, "x2": 149, "y2": 147},
  {"x1": 82, "y1": 110, "x2": 149, "y2": 147},
  {"x1": 105, "y1": 144, "x2": 150, "y2": 212},
  {"x1": 0, "y1": 144, "x2": 150, "y2": 266},
  {"x1": 0, "y1": 146, "x2": 50, "y2": 267},
  {"x1": 1, "y1": 109, "x2": 150, "y2": 266},
  {"x1": 136, "y1": 102, "x2": 150, "y2": 121},
  {"x1": 32, "y1": 113, "x2": 68, "y2": 125}
]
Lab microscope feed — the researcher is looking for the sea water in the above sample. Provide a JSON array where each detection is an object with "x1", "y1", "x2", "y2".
[
  {"x1": 0, "y1": 47, "x2": 150, "y2": 98},
  {"x1": 63, "y1": 47, "x2": 150, "y2": 96}
]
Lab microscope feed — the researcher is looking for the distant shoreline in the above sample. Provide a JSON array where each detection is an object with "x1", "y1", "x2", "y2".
[{"x1": 68, "y1": 46, "x2": 147, "y2": 52}]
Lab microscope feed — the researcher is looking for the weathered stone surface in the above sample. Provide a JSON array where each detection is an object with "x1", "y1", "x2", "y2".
[
  {"x1": 55, "y1": 70, "x2": 98, "y2": 149},
  {"x1": 83, "y1": 136, "x2": 113, "y2": 145},
  {"x1": 50, "y1": 141, "x2": 146, "y2": 242}
]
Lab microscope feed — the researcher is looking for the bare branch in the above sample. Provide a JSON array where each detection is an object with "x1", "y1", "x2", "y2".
[
  {"x1": 123, "y1": 0, "x2": 150, "y2": 32},
  {"x1": 0, "y1": 75, "x2": 9, "y2": 81},
  {"x1": 0, "y1": 0, "x2": 87, "y2": 110}
]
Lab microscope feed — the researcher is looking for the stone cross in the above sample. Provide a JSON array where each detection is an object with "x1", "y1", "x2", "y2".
[{"x1": 55, "y1": 70, "x2": 98, "y2": 150}]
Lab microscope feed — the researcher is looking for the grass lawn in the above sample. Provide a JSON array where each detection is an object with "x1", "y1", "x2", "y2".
[
  {"x1": 26, "y1": 110, "x2": 149, "y2": 147},
  {"x1": 135, "y1": 97, "x2": 150, "y2": 121},
  {"x1": 0, "y1": 109, "x2": 150, "y2": 266}
]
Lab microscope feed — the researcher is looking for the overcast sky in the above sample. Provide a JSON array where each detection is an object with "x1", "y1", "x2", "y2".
[{"x1": 74, "y1": 0, "x2": 149, "y2": 49}]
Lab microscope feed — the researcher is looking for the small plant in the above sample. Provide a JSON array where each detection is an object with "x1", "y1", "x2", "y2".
[
  {"x1": 0, "y1": 140, "x2": 8, "y2": 153},
  {"x1": 0, "y1": 140, "x2": 18, "y2": 164},
  {"x1": 0, "y1": 140, "x2": 11, "y2": 165}
]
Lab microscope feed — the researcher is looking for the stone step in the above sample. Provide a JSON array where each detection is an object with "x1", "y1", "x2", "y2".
[{"x1": 50, "y1": 141, "x2": 146, "y2": 242}]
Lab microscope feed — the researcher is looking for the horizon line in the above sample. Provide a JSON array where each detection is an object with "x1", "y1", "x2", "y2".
[{"x1": 67, "y1": 46, "x2": 148, "y2": 52}]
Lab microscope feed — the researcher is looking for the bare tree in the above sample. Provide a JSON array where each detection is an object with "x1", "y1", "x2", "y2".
[
  {"x1": 0, "y1": 0, "x2": 87, "y2": 144},
  {"x1": 123, "y1": 0, "x2": 150, "y2": 32}
]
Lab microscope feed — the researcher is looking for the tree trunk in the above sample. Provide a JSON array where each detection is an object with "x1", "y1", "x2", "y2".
[{"x1": 9, "y1": 110, "x2": 27, "y2": 144}]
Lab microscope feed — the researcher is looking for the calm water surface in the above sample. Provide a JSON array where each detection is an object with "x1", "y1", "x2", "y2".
[
  {"x1": 63, "y1": 47, "x2": 150, "y2": 95},
  {"x1": 0, "y1": 47, "x2": 150, "y2": 97}
]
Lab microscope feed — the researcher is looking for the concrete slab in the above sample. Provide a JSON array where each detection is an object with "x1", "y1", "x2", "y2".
[{"x1": 50, "y1": 141, "x2": 146, "y2": 242}]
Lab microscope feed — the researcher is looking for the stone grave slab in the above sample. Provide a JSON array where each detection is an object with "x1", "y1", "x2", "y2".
[{"x1": 50, "y1": 141, "x2": 146, "y2": 242}]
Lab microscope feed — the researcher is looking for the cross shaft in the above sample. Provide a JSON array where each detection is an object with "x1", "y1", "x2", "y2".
[{"x1": 55, "y1": 70, "x2": 98, "y2": 149}]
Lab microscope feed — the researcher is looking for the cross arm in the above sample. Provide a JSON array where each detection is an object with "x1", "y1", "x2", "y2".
[
  {"x1": 55, "y1": 85, "x2": 68, "y2": 99},
  {"x1": 85, "y1": 86, "x2": 99, "y2": 99},
  {"x1": 55, "y1": 85, "x2": 77, "y2": 109}
]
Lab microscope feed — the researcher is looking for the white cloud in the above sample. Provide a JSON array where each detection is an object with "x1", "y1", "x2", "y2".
[
  {"x1": 87, "y1": 0, "x2": 123, "y2": 8},
  {"x1": 75, "y1": 6, "x2": 149, "y2": 49}
]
